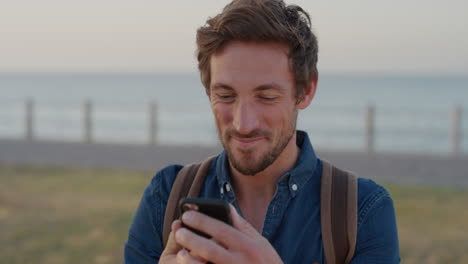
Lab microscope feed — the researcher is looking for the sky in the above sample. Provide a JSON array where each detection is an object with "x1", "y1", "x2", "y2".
[{"x1": 0, "y1": 0, "x2": 467, "y2": 75}]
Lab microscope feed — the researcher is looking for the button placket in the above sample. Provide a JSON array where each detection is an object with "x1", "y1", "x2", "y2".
[
  {"x1": 291, "y1": 184, "x2": 298, "y2": 191},
  {"x1": 225, "y1": 183, "x2": 231, "y2": 193}
]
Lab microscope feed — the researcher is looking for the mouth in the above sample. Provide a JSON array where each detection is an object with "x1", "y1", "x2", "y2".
[{"x1": 231, "y1": 136, "x2": 264, "y2": 149}]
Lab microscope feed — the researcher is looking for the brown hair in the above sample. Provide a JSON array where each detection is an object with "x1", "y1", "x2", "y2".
[{"x1": 196, "y1": 0, "x2": 318, "y2": 101}]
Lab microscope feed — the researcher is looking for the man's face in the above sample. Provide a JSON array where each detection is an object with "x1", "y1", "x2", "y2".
[{"x1": 209, "y1": 41, "x2": 302, "y2": 176}]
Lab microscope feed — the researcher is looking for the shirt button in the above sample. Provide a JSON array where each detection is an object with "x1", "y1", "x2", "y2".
[
  {"x1": 225, "y1": 183, "x2": 231, "y2": 192},
  {"x1": 292, "y1": 184, "x2": 298, "y2": 191}
]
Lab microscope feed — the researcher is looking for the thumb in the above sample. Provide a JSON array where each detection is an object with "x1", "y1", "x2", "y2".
[
  {"x1": 229, "y1": 204, "x2": 260, "y2": 240},
  {"x1": 161, "y1": 220, "x2": 182, "y2": 256}
]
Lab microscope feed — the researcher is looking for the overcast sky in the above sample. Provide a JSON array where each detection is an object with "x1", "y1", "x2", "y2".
[{"x1": 0, "y1": 0, "x2": 467, "y2": 75}]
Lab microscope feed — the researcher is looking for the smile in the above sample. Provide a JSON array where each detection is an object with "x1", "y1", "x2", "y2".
[{"x1": 232, "y1": 136, "x2": 265, "y2": 149}]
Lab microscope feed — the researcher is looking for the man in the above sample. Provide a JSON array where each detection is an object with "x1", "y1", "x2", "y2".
[{"x1": 124, "y1": 0, "x2": 400, "y2": 263}]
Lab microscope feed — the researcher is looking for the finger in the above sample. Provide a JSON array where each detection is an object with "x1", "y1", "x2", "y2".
[
  {"x1": 162, "y1": 220, "x2": 183, "y2": 256},
  {"x1": 172, "y1": 220, "x2": 183, "y2": 232},
  {"x1": 176, "y1": 248, "x2": 205, "y2": 264},
  {"x1": 175, "y1": 227, "x2": 228, "y2": 264},
  {"x1": 181, "y1": 210, "x2": 248, "y2": 248},
  {"x1": 229, "y1": 204, "x2": 261, "y2": 240}
]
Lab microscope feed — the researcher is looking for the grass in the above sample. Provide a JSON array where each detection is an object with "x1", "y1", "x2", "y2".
[
  {"x1": 0, "y1": 164, "x2": 152, "y2": 264},
  {"x1": 0, "y1": 164, "x2": 467, "y2": 263}
]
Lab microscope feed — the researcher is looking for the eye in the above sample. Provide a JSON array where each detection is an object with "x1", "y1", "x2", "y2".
[
  {"x1": 216, "y1": 94, "x2": 235, "y2": 101},
  {"x1": 259, "y1": 95, "x2": 278, "y2": 101}
]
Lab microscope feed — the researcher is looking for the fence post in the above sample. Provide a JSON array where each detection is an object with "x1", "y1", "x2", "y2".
[
  {"x1": 84, "y1": 100, "x2": 93, "y2": 143},
  {"x1": 25, "y1": 98, "x2": 35, "y2": 141},
  {"x1": 365, "y1": 104, "x2": 375, "y2": 153},
  {"x1": 450, "y1": 105, "x2": 461, "y2": 155},
  {"x1": 149, "y1": 102, "x2": 157, "y2": 145}
]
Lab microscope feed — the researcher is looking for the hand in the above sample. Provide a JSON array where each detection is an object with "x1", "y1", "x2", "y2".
[
  {"x1": 159, "y1": 219, "x2": 213, "y2": 264},
  {"x1": 174, "y1": 204, "x2": 283, "y2": 264},
  {"x1": 159, "y1": 220, "x2": 183, "y2": 264}
]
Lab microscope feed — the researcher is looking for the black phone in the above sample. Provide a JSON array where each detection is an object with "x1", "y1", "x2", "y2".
[{"x1": 179, "y1": 198, "x2": 232, "y2": 239}]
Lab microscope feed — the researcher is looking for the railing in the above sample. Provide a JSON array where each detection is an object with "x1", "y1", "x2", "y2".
[
  {"x1": 1, "y1": 99, "x2": 465, "y2": 156},
  {"x1": 19, "y1": 98, "x2": 160, "y2": 145},
  {"x1": 367, "y1": 104, "x2": 463, "y2": 154}
]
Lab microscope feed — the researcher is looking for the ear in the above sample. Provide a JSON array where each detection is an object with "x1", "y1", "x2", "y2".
[{"x1": 296, "y1": 73, "x2": 318, "y2": 110}]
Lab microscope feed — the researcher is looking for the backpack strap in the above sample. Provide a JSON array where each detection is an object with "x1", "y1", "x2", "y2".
[
  {"x1": 162, "y1": 156, "x2": 216, "y2": 248},
  {"x1": 321, "y1": 160, "x2": 358, "y2": 264},
  {"x1": 161, "y1": 156, "x2": 358, "y2": 263}
]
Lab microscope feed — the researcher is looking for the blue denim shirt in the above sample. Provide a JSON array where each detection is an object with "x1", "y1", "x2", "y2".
[{"x1": 124, "y1": 131, "x2": 400, "y2": 263}]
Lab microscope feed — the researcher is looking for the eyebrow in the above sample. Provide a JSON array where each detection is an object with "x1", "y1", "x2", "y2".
[
  {"x1": 211, "y1": 83, "x2": 234, "y2": 91},
  {"x1": 211, "y1": 82, "x2": 286, "y2": 92}
]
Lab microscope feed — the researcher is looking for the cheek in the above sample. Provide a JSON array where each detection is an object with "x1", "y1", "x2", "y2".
[
  {"x1": 211, "y1": 104, "x2": 233, "y2": 126},
  {"x1": 264, "y1": 105, "x2": 290, "y2": 125}
]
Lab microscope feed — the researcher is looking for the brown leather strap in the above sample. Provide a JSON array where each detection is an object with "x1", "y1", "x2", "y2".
[
  {"x1": 162, "y1": 156, "x2": 357, "y2": 263},
  {"x1": 162, "y1": 156, "x2": 216, "y2": 248},
  {"x1": 331, "y1": 165, "x2": 350, "y2": 264},
  {"x1": 321, "y1": 160, "x2": 358, "y2": 264},
  {"x1": 186, "y1": 157, "x2": 215, "y2": 198},
  {"x1": 345, "y1": 173, "x2": 358, "y2": 263},
  {"x1": 321, "y1": 160, "x2": 336, "y2": 264}
]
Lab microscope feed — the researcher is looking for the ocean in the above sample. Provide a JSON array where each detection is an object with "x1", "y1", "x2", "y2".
[{"x1": 0, "y1": 73, "x2": 467, "y2": 154}]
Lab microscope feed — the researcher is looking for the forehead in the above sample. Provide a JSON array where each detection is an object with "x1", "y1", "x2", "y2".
[{"x1": 210, "y1": 41, "x2": 294, "y2": 91}]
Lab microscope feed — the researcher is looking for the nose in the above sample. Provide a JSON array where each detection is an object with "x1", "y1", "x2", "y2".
[{"x1": 232, "y1": 100, "x2": 259, "y2": 135}]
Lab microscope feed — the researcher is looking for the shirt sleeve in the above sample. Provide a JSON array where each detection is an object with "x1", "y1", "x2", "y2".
[
  {"x1": 350, "y1": 184, "x2": 401, "y2": 264},
  {"x1": 123, "y1": 165, "x2": 182, "y2": 264}
]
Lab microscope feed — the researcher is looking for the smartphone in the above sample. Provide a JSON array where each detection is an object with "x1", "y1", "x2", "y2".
[{"x1": 179, "y1": 198, "x2": 232, "y2": 239}]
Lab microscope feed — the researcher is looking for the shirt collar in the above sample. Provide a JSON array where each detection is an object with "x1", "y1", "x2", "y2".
[
  {"x1": 215, "y1": 130, "x2": 319, "y2": 199},
  {"x1": 284, "y1": 130, "x2": 319, "y2": 197}
]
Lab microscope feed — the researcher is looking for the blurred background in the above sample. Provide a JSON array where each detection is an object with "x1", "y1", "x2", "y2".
[{"x1": 0, "y1": 0, "x2": 467, "y2": 263}]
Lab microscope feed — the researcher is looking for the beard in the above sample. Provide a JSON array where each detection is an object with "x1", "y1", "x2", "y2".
[{"x1": 217, "y1": 110, "x2": 298, "y2": 176}]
